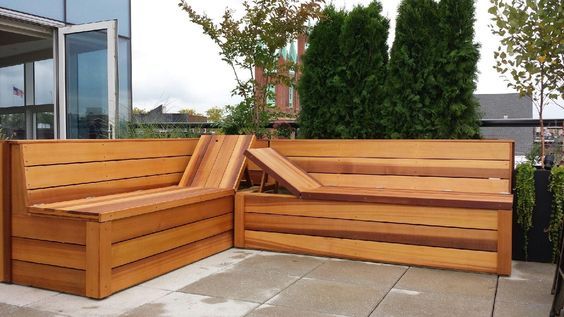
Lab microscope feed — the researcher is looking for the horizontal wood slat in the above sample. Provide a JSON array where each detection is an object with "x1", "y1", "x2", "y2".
[
  {"x1": 271, "y1": 140, "x2": 512, "y2": 161},
  {"x1": 21, "y1": 139, "x2": 198, "y2": 166},
  {"x1": 244, "y1": 230, "x2": 498, "y2": 273},
  {"x1": 303, "y1": 187, "x2": 513, "y2": 210},
  {"x1": 12, "y1": 237, "x2": 85, "y2": 269},
  {"x1": 25, "y1": 156, "x2": 190, "y2": 190},
  {"x1": 289, "y1": 157, "x2": 511, "y2": 179},
  {"x1": 27, "y1": 173, "x2": 182, "y2": 205},
  {"x1": 311, "y1": 173, "x2": 510, "y2": 194},
  {"x1": 111, "y1": 232, "x2": 232, "y2": 293},
  {"x1": 30, "y1": 188, "x2": 233, "y2": 222},
  {"x1": 245, "y1": 213, "x2": 497, "y2": 251},
  {"x1": 12, "y1": 214, "x2": 86, "y2": 244},
  {"x1": 242, "y1": 193, "x2": 499, "y2": 229},
  {"x1": 111, "y1": 213, "x2": 233, "y2": 267},
  {"x1": 111, "y1": 196, "x2": 233, "y2": 243},
  {"x1": 12, "y1": 260, "x2": 85, "y2": 296}
]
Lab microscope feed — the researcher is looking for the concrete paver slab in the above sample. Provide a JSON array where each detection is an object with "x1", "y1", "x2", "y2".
[
  {"x1": 496, "y1": 276, "x2": 553, "y2": 306},
  {"x1": 0, "y1": 284, "x2": 58, "y2": 307},
  {"x1": 493, "y1": 299, "x2": 551, "y2": 317},
  {"x1": 371, "y1": 288, "x2": 493, "y2": 317},
  {"x1": 180, "y1": 268, "x2": 298, "y2": 303},
  {"x1": 121, "y1": 292, "x2": 258, "y2": 317},
  {"x1": 268, "y1": 278, "x2": 387, "y2": 317},
  {"x1": 306, "y1": 259, "x2": 407, "y2": 289},
  {"x1": 230, "y1": 253, "x2": 326, "y2": 277},
  {"x1": 246, "y1": 304, "x2": 349, "y2": 317},
  {"x1": 394, "y1": 267, "x2": 497, "y2": 299},
  {"x1": 27, "y1": 284, "x2": 169, "y2": 317}
]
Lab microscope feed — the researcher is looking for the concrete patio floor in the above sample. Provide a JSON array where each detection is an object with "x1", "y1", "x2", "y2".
[{"x1": 0, "y1": 249, "x2": 555, "y2": 317}]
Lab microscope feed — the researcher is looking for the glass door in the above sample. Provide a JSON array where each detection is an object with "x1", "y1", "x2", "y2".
[{"x1": 57, "y1": 20, "x2": 117, "y2": 139}]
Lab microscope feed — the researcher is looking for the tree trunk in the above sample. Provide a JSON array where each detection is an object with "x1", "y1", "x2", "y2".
[{"x1": 540, "y1": 66, "x2": 545, "y2": 169}]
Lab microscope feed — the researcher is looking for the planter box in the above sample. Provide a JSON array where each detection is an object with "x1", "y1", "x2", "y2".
[{"x1": 512, "y1": 169, "x2": 553, "y2": 263}]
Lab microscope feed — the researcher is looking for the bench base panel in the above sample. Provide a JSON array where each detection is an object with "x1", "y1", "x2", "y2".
[{"x1": 235, "y1": 192, "x2": 512, "y2": 275}]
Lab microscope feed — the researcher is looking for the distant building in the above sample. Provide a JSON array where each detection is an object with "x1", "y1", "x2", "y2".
[
  {"x1": 477, "y1": 93, "x2": 533, "y2": 155},
  {"x1": 133, "y1": 105, "x2": 207, "y2": 124}
]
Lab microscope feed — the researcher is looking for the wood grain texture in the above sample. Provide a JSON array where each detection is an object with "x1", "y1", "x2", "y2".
[
  {"x1": 497, "y1": 210, "x2": 512, "y2": 275},
  {"x1": 30, "y1": 187, "x2": 233, "y2": 222},
  {"x1": 86, "y1": 222, "x2": 112, "y2": 298},
  {"x1": 12, "y1": 214, "x2": 86, "y2": 244},
  {"x1": 111, "y1": 196, "x2": 232, "y2": 243},
  {"x1": 303, "y1": 186, "x2": 513, "y2": 210},
  {"x1": 271, "y1": 139, "x2": 513, "y2": 160},
  {"x1": 12, "y1": 260, "x2": 85, "y2": 296},
  {"x1": 25, "y1": 156, "x2": 190, "y2": 189},
  {"x1": 245, "y1": 148, "x2": 322, "y2": 196},
  {"x1": 0, "y1": 141, "x2": 9, "y2": 282},
  {"x1": 111, "y1": 214, "x2": 233, "y2": 267},
  {"x1": 21, "y1": 139, "x2": 198, "y2": 166},
  {"x1": 310, "y1": 173, "x2": 510, "y2": 194},
  {"x1": 234, "y1": 193, "x2": 246, "y2": 247},
  {"x1": 245, "y1": 230, "x2": 498, "y2": 273},
  {"x1": 183, "y1": 135, "x2": 255, "y2": 189},
  {"x1": 12, "y1": 237, "x2": 85, "y2": 269},
  {"x1": 242, "y1": 193, "x2": 499, "y2": 230},
  {"x1": 27, "y1": 173, "x2": 182, "y2": 205},
  {"x1": 288, "y1": 156, "x2": 511, "y2": 179},
  {"x1": 245, "y1": 213, "x2": 498, "y2": 251},
  {"x1": 111, "y1": 232, "x2": 232, "y2": 293}
]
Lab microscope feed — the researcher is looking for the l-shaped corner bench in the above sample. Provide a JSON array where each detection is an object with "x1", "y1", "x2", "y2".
[{"x1": 0, "y1": 137, "x2": 514, "y2": 299}]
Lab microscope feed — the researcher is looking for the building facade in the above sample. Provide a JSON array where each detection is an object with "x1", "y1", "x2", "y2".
[{"x1": 0, "y1": 0, "x2": 132, "y2": 139}]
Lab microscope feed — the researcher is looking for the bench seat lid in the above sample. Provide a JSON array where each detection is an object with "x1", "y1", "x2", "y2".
[{"x1": 28, "y1": 186, "x2": 233, "y2": 222}]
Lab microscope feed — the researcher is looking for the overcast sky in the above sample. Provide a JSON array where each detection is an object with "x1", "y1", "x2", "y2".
[{"x1": 131, "y1": 0, "x2": 563, "y2": 118}]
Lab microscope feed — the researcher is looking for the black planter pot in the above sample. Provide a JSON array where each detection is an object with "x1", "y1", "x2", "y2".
[{"x1": 513, "y1": 169, "x2": 554, "y2": 263}]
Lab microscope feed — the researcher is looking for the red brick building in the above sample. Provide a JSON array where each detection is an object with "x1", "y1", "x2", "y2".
[{"x1": 255, "y1": 34, "x2": 307, "y2": 115}]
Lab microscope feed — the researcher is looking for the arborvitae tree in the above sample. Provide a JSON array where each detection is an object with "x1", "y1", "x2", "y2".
[
  {"x1": 299, "y1": 1, "x2": 388, "y2": 139},
  {"x1": 383, "y1": 0, "x2": 441, "y2": 139},
  {"x1": 339, "y1": 2, "x2": 389, "y2": 138},
  {"x1": 298, "y1": 6, "x2": 347, "y2": 138},
  {"x1": 435, "y1": 0, "x2": 481, "y2": 138}
]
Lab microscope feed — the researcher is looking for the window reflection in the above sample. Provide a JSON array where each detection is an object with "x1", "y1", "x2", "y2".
[
  {"x1": 34, "y1": 59, "x2": 54, "y2": 105},
  {"x1": 66, "y1": 0, "x2": 130, "y2": 37},
  {"x1": 0, "y1": 64, "x2": 25, "y2": 108},
  {"x1": 36, "y1": 112, "x2": 54, "y2": 139},
  {"x1": 65, "y1": 30, "x2": 109, "y2": 139},
  {"x1": 0, "y1": 113, "x2": 25, "y2": 139}
]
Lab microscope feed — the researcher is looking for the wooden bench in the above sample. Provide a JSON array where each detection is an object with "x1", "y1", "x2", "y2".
[
  {"x1": 236, "y1": 139, "x2": 514, "y2": 275},
  {"x1": 8, "y1": 135, "x2": 254, "y2": 298}
]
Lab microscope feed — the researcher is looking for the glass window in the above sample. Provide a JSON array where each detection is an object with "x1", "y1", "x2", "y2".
[
  {"x1": 65, "y1": 30, "x2": 109, "y2": 139},
  {"x1": 36, "y1": 112, "x2": 54, "y2": 139},
  {"x1": 0, "y1": 0, "x2": 64, "y2": 21},
  {"x1": 0, "y1": 112, "x2": 25, "y2": 139},
  {"x1": 118, "y1": 37, "x2": 131, "y2": 134},
  {"x1": 0, "y1": 64, "x2": 25, "y2": 108},
  {"x1": 34, "y1": 59, "x2": 54, "y2": 105},
  {"x1": 66, "y1": 0, "x2": 130, "y2": 37}
]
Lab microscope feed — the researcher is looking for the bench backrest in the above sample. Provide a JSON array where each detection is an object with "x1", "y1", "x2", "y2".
[
  {"x1": 270, "y1": 140, "x2": 514, "y2": 194},
  {"x1": 13, "y1": 139, "x2": 199, "y2": 205},
  {"x1": 179, "y1": 135, "x2": 255, "y2": 190}
]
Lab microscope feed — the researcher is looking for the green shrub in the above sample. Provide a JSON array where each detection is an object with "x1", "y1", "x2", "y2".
[
  {"x1": 549, "y1": 166, "x2": 564, "y2": 261},
  {"x1": 515, "y1": 162, "x2": 536, "y2": 260}
]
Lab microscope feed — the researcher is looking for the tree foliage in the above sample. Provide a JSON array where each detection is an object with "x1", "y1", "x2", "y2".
[
  {"x1": 178, "y1": 108, "x2": 202, "y2": 116},
  {"x1": 515, "y1": 161, "x2": 536, "y2": 260},
  {"x1": 205, "y1": 106, "x2": 225, "y2": 123},
  {"x1": 180, "y1": 0, "x2": 323, "y2": 136},
  {"x1": 298, "y1": 2, "x2": 389, "y2": 138},
  {"x1": 298, "y1": 5, "x2": 347, "y2": 138},
  {"x1": 383, "y1": 0, "x2": 481, "y2": 139},
  {"x1": 489, "y1": 0, "x2": 564, "y2": 166}
]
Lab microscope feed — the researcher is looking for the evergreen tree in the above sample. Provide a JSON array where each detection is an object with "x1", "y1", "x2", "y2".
[
  {"x1": 299, "y1": 1, "x2": 388, "y2": 139},
  {"x1": 383, "y1": 0, "x2": 441, "y2": 139},
  {"x1": 339, "y1": 2, "x2": 389, "y2": 138},
  {"x1": 298, "y1": 6, "x2": 347, "y2": 138},
  {"x1": 435, "y1": 0, "x2": 481, "y2": 138}
]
